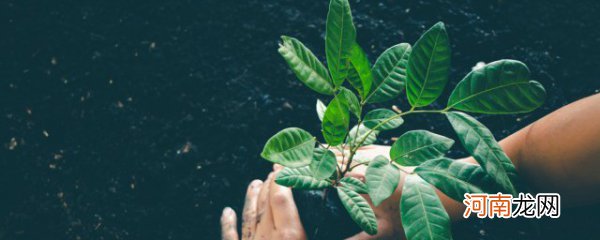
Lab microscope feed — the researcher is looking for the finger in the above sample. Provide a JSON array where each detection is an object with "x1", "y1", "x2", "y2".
[
  {"x1": 256, "y1": 172, "x2": 275, "y2": 232},
  {"x1": 270, "y1": 169, "x2": 303, "y2": 230},
  {"x1": 220, "y1": 207, "x2": 239, "y2": 240},
  {"x1": 241, "y1": 180, "x2": 263, "y2": 240},
  {"x1": 273, "y1": 164, "x2": 283, "y2": 171}
]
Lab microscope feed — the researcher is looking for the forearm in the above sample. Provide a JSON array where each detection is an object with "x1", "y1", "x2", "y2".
[{"x1": 445, "y1": 93, "x2": 600, "y2": 219}]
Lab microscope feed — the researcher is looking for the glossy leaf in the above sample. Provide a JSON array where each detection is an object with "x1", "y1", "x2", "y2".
[
  {"x1": 447, "y1": 60, "x2": 546, "y2": 114},
  {"x1": 366, "y1": 156, "x2": 400, "y2": 206},
  {"x1": 340, "y1": 177, "x2": 368, "y2": 194},
  {"x1": 322, "y1": 94, "x2": 350, "y2": 146},
  {"x1": 401, "y1": 175, "x2": 453, "y2": 240},
  {"x1": 367, "y1": 43, "x2": 412, "y2": 103},
  {"x1": 278, "y1": 36, "x2": 334, "y2": 95},
  {"x1": 316, "y1": 99, "x2": 327, "y2": 121},
  {"x1": 325, "y1": 0, "x2": 356, "y2": 87},
  {"x1": 339, "y1": 87, "x2": 361, "y2": 118},
  {"x1": 406, "y1": 22, "x2": 451, "y2": 107},
  {"x1": 346, "y1": 124, "x2": 378, "y2": 147},
  {"x1": 390, "y1": 130, "x2": 454, "y2": 166},
  {"x1": 348, "y1": 43, "x2": 373, "y2": 99},
  {"x1": 363, "y1": 109, "x2": 404, "y2": 131},
  {"x1": 310, "y1": 148, "x2": 337, "y2": 180},
  {"x1": 446, "y1": 111, "x2": 518, "y2": 195},
  {"x1": 276, "y1": 166, "x2": 332, "y2": 189},
  {"x1": 261, "y1": 127, "x2": 315, "y2": 168},
  {"x1": 337, "y1": 186, "x2": 378, "y2": 235},
  {"x1": 415, "y1": 157, "x2": 494, "y2": 202}
]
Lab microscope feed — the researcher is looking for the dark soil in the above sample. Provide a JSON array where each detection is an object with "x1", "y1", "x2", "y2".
[{"x1": 1, "y1": 0, "x2": 599, "y2": 239}]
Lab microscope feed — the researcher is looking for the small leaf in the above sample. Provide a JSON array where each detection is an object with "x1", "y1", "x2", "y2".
[
  {"x1": 340, "y1": 177, "x2": 368, "y2": 194},
  {"x1": 367, "y1": 43, "x2": 412, "y2": 103},
  {"x1": 322, "y1": 94, "x2": 350, "y2": 146},
  {"x1": 390, "y1": 130, "x2": 454, "y2": 166},
  {"x1": 316, "y1": 99, "x2": 327, "y2": 121},
  {"x1": 363, "y1": 108, "x2": 404, "y2": 131},
  {"x1": 337, "y1": 186, "x2": 378, "y2": 235},
  {"x1": 346, "y1": 124, "x2": 378, "y2": 147},
  {"x1": 401, "y1": 175, "x2": 453, "y2": 240},
  {"x1": 339, "y1": 87, "x2": 361, "y2": 118},
  {"x1": 406, "y1": 22, "x2": 451, "y2": 107},
  {"x1": 366, "y1": 156, "x2": 400, "y2": 206},
  {"x1": 326, "y1": 0, "x2": 356, "y2": 87},
  {"x1": 310, "y1": 148, "x2": 337, "y2": 180},
  {"x1": 447, "y1": 60, "x2": 546, "y2": 114},
  {"x1": 415, "y1": 157, "x2": 495, "y2": 202},
  {"x1": 348, "y1": 43, "x2": 373, "y2": 99},
  {"x1": 446, "y1": 111, "x2": 518, "y2": 195},
  {"x1": 261, "y1": 127, "x2": 315, "y2": 168},
  {"x1": 276, "y1": 166, "x2": 332, "y2": 189},
  {"x1": 278, "y1": 36, "x2": 334, "y2": 95}
]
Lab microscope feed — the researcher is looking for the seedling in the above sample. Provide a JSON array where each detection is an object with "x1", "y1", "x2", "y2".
[{"x1": 261, "y1": 0, "x2": 545, "y2": 238}]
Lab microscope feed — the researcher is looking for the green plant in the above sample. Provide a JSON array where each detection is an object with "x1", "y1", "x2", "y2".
[{"x1": 261, "y1": 0, "x2": 546, "y2": 238}]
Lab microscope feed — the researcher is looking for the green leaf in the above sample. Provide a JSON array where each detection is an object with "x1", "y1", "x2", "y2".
[
  {"x1": 415, "y1": 157, "x2": 494, "y2": 202},
  {"x1": 363, "y1": 108, "x2": 404, "y2": 131},
  {"x1": 346, "y1": 124, "x2": 378, "y2": 147},
  {"x1": 367, "y1": 43, "x2": 412, "y2": 103},
  {"x1": 261, "y1": 127, "x2": 315, "y2": 168},
  {"x1": 322, "y1": 94, "x2": 350, "y2": 146},
  {"x1": 348, "y1": 43, "x2": 373, "y2": 99},
  {"x1": 339, "y1": 87, "x2": 361, "y2": 118},
  {"x1": 401, "y1": 175, "x2": 453, "y2": 240},
  {"x1": 310, "y1": 148, "x2": 337, "y2": 180},
  {"x1": 340, "y1": 177, "x2": 368, "y2": 194},
  {"x1": 406, "y1": 22, "x2": 451, "y2": 107},
  {"x1": 446, "y1": 111, "x2": 518, "y2": 195},
  {"x1": 316, "y1": 99, "x2": 327, "y2": 121},
  {"x1": 337, "y1": 186, "x2": 378, "y2": 235},
  {"x1": 278, "y1": 36, "x2": 335, "y2": 95},
  {"x1": 447, "y1": 60, "x2": 546, "y2": 114},
  {"x1": 325, "y1": 0, "x2": 356, "y2": 87},
  {"x1": 366, "y1": 156, "x2": 400, "y2": 206},
  {"x1": 276, "y1": 166, "x2": 332, "y2": 189},
  {"x1": 390, "y1": 130, "x2": 454, "y2": 166}
]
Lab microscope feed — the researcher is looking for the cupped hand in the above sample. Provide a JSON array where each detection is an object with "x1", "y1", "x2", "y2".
[{"x1": 221, "y1": 165, "x2": 307, "y2": 240}]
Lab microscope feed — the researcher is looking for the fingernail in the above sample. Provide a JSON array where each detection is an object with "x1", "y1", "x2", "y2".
[
  {"x1": 273, "y1": 164, "x2": 283, "y2": 171},
  {"x1": 223, "y1": 207, "x2": 233, "y2": 215}
]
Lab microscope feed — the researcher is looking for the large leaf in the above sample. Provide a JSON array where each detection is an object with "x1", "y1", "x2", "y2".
[
  {"x1": 322, "y1": 94, "x2": 350, "y2": 146},
  {"x1": 406, "y1": 22, "x2": 451, "y2": 107},
  {"x1": 278, "y1": 36, "x2": 334, "y2": 95},
  {"x1": 401, "y1": 175, "x2": 453, "y2": 240},
  {"x1": 363, "y1": 108, "x2": 404, "y2": 131},
  {"x1": 325, "y1": 0, "x2": 356, "y2": 87},
  {"x1": 366, "y1": 156, "x2": 400, "y2": 206},
  {"x1": 446, "y1": 111, "x2": 518, "y2": 195},
  {"x1": 367, "y1": 43, "x2": 412, "y2": 103},
  {"x1": 340, "y1": 177, "x2": 368, "y2": 194},
  {"x1": 415, "y1": 158, "x2": 494, "y2": 202},
  {"x1": 447, "y1": 60, "x2": 546, "y2": 114},
  {"x1": 261, "y1": 127, "x2": 315, "y2": 167},
  {"x1": 276, "y1": 167, "x2": 332, "y2": 189},
  {"x1": 339, "y1": 87, "x2": 361, "y2": 118},
  {"x1": 348, "y1": 43, "x2": 373, "y2": 99},
  {"x1": 390, "y1": 130, "x2": 454, "y2": 166},
  {"x1": 316, "y1": 99, "x2": 327, "y2": 121},
  {"x1": 337, "y1": 186, "x2": 378, "y2": 235},
  {"x1": 310, "y1": 148, "x2": 337, "y2": 180},
  {"x1": 346, "y1": 124, "x2": 378, "y2": 147}
]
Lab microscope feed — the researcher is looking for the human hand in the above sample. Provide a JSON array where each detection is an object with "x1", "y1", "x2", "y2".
[
  {"x1": 332, "y1": 145, "x2": 408, "y2": 240},
  {"x1": 220, "y1": 165, "x2": 307, "y2": 240}
]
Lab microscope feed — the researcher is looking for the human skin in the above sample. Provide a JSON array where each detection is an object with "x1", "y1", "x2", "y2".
[{"x1": 222, "y1": 93, "x2": 600, "y2": 239}]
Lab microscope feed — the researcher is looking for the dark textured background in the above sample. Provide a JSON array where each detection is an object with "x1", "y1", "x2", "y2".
[{"x1": 1, "y1": 0, "x2": 599, "y2": 239}]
